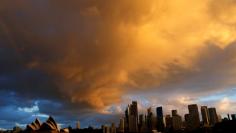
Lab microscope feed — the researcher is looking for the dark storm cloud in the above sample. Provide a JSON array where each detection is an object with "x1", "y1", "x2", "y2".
[
  {"x1": 0, "y1": 0, "x2": 159, "y2": 111},
  {"x1": 1, "y1": 0, "x2": 236, "y2": 129}
]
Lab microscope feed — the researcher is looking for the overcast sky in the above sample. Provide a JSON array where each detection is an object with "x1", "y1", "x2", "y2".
[{"x1": 1, "y1": 0, "x2": 236, "y2": 130}]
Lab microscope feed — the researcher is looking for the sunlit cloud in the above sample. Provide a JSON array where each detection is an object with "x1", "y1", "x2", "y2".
[
  {"x1": 219, "y1": 97, "x2": 230, "y2": 111},
  {"x1": 18, "y1": 105, "x2": 39, "y2": 113},
  {"x1": 1, "y1": 0, "x2": 236, "y2": 128},
  {"x1": 32, "y1": 113, "x2": 49, "y2": 118}
]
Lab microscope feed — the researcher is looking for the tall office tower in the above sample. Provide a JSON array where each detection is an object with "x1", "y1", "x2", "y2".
[
  {"x1": 111, "y1": 123, "x2": 116, "y2": 133},
  {"x1": 201, "y1": 106, "x2": 210, "y2": 126},
  {"x1": 102, "y1": 125, "x2": 110, "y2": 133},
  {"x1": 184, "y1": 114, "x2": 191, "y2": 130},
  {"x1": 156, "y1": 107, "x2": 163, "y2": 117},
  {"x1": 138, "y1": 114, "x2": 144, "y2": 132},
  {"x1": 172, "y1": 110, "x2": 178, "y2": 116},
  {"x1": 125, "y1": 106, "x2": 129, "y2": 132},
  {"x1": 128, "y1": 101, "x2": 138, "y2": 133},
  {"x1": 124, "y1": 118, "x2": 129, "y2": 133},
  {"x1": 188, "y1": 104, "x2": 200, "y2": 130},
  {"x1": 172, "y1": 110, "x2": 182, "y2": 130},
  {"x1": 156, "y1": 106, "x2": 165, "y2": 132},
  {"x1": 142, "y1": 114, "x2": 148, "y2": 133},
  {"x1": 151, "y1": 115, "x2": 157, "y2": 130},
  {"x1": 139, "y1": 114, "x2": 144, "y2": 126},
  {"x1": 165, "y1": 115, "x2": 172, "y2": 129},
  {"x1": 76, "y1": 121, "x2": 80, "y2": 129},
  {"x1": 119, "y1": 118, "x2": 125, "y2": 133},
  {"x1": 208, "y1": 108, "x2": 218, "y2": 126},
  {"x1": 147, "y1": 107, "x2": 153, "y2": 131},
  {"x1": 129, "y1": 101, "x2": 138, "y2": 116},
  {"x1": 129, "y1": 115, "x2": 137, "y2": 133}
]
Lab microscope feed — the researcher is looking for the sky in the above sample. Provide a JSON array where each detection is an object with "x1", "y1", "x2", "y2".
[{"x1": 1, "y1": 0, "x2": 236, "y2": 130}]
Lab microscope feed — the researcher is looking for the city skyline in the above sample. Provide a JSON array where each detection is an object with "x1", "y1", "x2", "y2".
[
  {"x1": 0, "y1": 101, "x2": 234, "y2": 130},
  {"x1": 1, "y1": 101, "x2": 236, "y2": 133},
  {"x1": 1, "y1": 0, "x2": 236, "y2": 130}
]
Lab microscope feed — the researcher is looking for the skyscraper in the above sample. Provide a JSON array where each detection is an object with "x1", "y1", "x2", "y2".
[
  {"x1": 102, "y1": 125, "x2": 110, "y2": 133},
  {"x1": 165, "y1": 115, "x2": 172, "y2": 129},
  {"x1": 208, "y1": 108, "x2": 218, "y2": 126},
  {"x1": 201, "y1": 106, "x2": 210, "y2": 126},
  {"x1": 151, "y1": 115, "x2": 157, "y2": 130},
  {"x1": 156, "y1": 106, "x2": 164, "y2": 132},
  {"x1": 130, "y1": 101, "x2": 138, "y2": 116},
  {"x1": 147, "y1": 107, "x2": 154, "y2": 131},
  {"x1": 139, "y1": 114, "x2": 144, "y2": 126},
  {"x1": 147, "y1": 107, "x2": 157, "y2": 131},
  {"x1": 172, "y1": 110, "x2": 182, "y2": 130},
  {"x1": 111, "y1": 123, "x2": 116, "y2": 133},
  {"x1": 188, "y1": 104, "x2": 200, "y2": 130},
  {"x1": 138, "y1": 114, "x2": 144, "y2": 132},
  {"x1": 184, "y1": 114, "x2": 191, "y2": 130},
  {"x1": 129, "y1": 115, "x2": 137, "y2": 133},
  {"x1": 128, "y1": 101, "x2": 138, "y2": 133},
  {"x1": 76, "y1": 121, "x2": 80, "y2": 129},
  {"x1": 118, "y1": 118, "x2": 124, "y2": 133},
  {"x1": 156, "y1": 107, "x2": 163, "y2": 117},
  {"x1": 125, "y1": 106, "x2": 129, "y2": 132},
  {"x1": 172, "y1": 110, "x2": 178, "y2": 116}
]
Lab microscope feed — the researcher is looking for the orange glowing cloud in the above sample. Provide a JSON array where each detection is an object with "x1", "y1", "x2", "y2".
[{"x1": 1, "y1": 0, "x2": 236, "y2": 113}]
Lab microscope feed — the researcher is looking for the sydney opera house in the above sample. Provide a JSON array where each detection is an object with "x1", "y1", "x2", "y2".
[{"x1": 25, "y1": 116, "x2": 68, "y2": 133}]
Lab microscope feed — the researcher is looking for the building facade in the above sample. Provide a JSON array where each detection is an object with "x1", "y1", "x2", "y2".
[
  {"x1": 201, "y1": 106, "x2": 210, "y2": 126},
  {"x1": 156, "y1": 106, "x2": 165, "y2": 132},
  {"x1": 208, "y1": 108, "x2": 218, "y2": 126},
  {"x1": 188, "y1": 104, "x2": 200, "y2": 130}
]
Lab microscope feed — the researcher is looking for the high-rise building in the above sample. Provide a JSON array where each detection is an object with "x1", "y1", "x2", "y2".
[
  {"x1": 147, "y1": 107, "x2": 153, "y2": 131},
  {"x1": 188, "y1": 104, "x2": 200, "y2": 130},
  {"x1": 172, "y1": 110, "x2": 182, "y2": 130},
  {"x1": 151, "y1": 116, "x2": 157, "y2": 130},
  {"x1": 184, "y1": 114, "x2": 191, "y2": 130},
  {"x1": 208, "y1": 108, "x2": 218, "y2": 126},
  {"x1": 201, "y1": 106, "x2": 210, "y2": 126},
  {"x1": 138, "y1": 114, "x2": 144, "y2": 132},
  {"x1": 139, "y1": 114, "x2": 144, "y2": 126},
  {"x1": 125, "y1": 107, "x2": 129, "y2": 132},
  {"x1": 172, "y1": 110, "x2": 178, "y2": 116},
  {"x1": 156, "y1": 106, "x2": 164, "y2": 132},
  {"x1": 129, "y1": 115, "x2": 137, "y2": 133},
  {"x1": 156, "y1": 107, "x2": 163, "y2": 118},
  {"x1": 127, "y1": 101, "x2": 138, "y2": 133},
  {"x1": 76, "y1": 121, "x2": 80, "y2": 129},
  {"x1": 130, "y1": 101, "x2": 138, "y2": 116},
  {"x1": 141, "y1": 114, "x2": 148, "y2": 133},
  {"x1": 111, "y1": 123, "x2": 116, "y2": 133},
  {"x1": 118, "y1": 118, "x2": 124, "y2": 133},
  {"x1": 147, "y1": 107, "x2": 157, "y2": 131},
  {"x1": 102, "y1": 125, "x2": 110, "y2": 133},
  {"x1": 165, "y1": 115, "x2": 172, "y2": 129}
]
